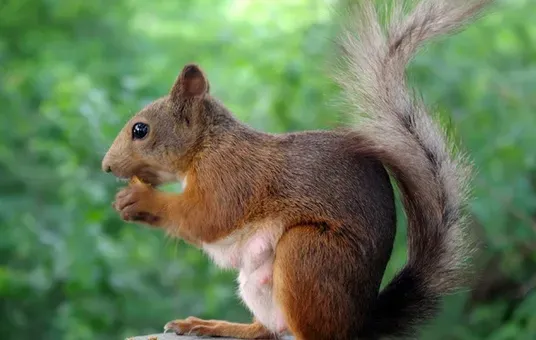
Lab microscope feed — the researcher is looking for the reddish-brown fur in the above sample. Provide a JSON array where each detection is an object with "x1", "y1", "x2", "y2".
[{"x1": 102, "y1": 1, "x2": 492, "y2": 339}]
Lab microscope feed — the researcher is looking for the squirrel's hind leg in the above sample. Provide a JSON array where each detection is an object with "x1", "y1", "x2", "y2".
[
  {"x1": 164, "y1": 316, "x2": 275, "y2": 339},
  {"x1": 273, "y1": 224, "x2": 376, "y2": 340}
]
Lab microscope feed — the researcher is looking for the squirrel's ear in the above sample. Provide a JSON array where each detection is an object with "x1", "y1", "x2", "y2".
[{"x1": 170, "y1": 64, "x2": 210, "y2": 101}]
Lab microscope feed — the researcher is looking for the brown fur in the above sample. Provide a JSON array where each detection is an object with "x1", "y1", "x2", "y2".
[{"x1": 102, "y1": 0, "x2": 492, "y2": 339}]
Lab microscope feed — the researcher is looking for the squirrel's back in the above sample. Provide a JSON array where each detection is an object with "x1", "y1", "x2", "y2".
[{"x1": 277, "y1": 130, "x2": 396, "y2": 234}]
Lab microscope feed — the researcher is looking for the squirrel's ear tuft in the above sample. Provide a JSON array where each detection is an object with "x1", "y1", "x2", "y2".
[{"x1": 170, "y1": 64, "x2": 210, "y2": 101}]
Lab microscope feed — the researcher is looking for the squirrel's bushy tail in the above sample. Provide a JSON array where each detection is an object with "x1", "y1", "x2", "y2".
[{"x1": 335, "y1": 0, "x2": 491, "y2": 338}]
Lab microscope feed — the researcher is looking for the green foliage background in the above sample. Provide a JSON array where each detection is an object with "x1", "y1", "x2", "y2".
[{"x1": 1, "y1": 0, "x2": 535, "y2": 339}]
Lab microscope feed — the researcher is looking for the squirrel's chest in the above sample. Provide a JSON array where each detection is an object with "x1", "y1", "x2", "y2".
[{"x1": 201, "y1": 224, "x2": 287, "y2": 333}]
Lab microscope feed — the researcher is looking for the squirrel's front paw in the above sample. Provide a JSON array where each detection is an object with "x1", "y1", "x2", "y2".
[{"x1": 113, "y1": 181, "x2": 162, "y2": 225}]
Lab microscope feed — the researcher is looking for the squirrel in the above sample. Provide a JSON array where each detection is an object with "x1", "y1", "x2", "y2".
[{"x1": 101, "y1": 0, "x2": 492, "y2": 339}]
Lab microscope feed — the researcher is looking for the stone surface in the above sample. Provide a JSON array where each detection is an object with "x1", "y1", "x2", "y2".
[{"x1": 126, "y1": 334, "x2": 234, "y2": 340}]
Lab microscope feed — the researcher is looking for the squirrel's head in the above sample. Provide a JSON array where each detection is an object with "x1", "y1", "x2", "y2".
[{"x1": 102, "y1": 64, "x2": 223, "y2": 186}]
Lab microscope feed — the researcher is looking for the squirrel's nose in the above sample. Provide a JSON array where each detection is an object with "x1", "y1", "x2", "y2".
[
  {"x1": 101, "y1": 158, "x2": 113, "y2": 173},
  {"x1": 101, "y1": 150, "x2": 114, "y2": 173}
]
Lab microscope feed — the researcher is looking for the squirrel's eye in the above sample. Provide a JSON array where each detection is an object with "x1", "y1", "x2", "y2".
[{"x1": 132, "y1": 122, "x2": 149, "y2": 140}]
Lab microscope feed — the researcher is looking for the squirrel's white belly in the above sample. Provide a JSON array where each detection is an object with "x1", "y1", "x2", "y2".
[{"x1": 202, "y1": 225, "x2": 287, "y2": 333}]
